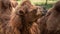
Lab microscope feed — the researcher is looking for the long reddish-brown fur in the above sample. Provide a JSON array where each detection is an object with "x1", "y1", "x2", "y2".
[
  {"x1": 0, "y1": 0, "x2": 17, "y2": 34},
  {"x1": 38, "y1": 1, "x2": 60, "y2": 34},
  {"x1": 8, "y1": 0, "x2": 46, "y2": 34}
]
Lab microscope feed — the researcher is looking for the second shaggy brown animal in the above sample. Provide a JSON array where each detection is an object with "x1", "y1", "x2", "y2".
[{"x1": 38, "y1": 1, "x2": 60, "y2": 34}]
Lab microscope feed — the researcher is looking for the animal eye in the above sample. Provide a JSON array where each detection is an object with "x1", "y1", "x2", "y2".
[
  {"x1": 32, "y1": 9, "x2": 37, "y2": 14},
  {"x1": 33, "y1": 9, "x2": 37, "y2": 12}
]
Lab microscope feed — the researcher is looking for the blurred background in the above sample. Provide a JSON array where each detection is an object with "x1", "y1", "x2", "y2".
[{"x1": 17, "y1": 0, "x2": 58, "y2": 9}]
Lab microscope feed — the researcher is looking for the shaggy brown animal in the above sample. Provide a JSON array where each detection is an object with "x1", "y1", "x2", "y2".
[
  {"x1": 8, "y1": 0, "x2": 47, "y2": 34},
  {"x1": 0, "y1": 0, "x2": 14, "y2": 34},
  {"x1": 38, "y1": 1, "x2": 60, "y2": 34}
]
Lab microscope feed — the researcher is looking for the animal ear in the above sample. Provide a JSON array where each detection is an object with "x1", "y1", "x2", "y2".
[
  {"x1": 16, "y1": 10, "x2": 24, "y2": 16},
  {"x1": 54, "y1": 1, "x2": 60, "y2": 11},
  {"x1": 11, "y1": 1, "x2": 18, "y2": 8}
]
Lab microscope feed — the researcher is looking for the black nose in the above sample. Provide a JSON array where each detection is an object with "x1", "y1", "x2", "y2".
[{"x1": 42, "y1": 10, "x2": 47, "y2": 16}]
